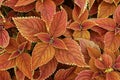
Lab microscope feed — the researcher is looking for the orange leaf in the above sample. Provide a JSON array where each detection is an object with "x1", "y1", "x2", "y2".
[
  {"x1": 32, "y1": 43, "x2": 55, "y2": 70},
  {"x1": 4, "y1": 0, "x2": 35, "y2": 12},
  {"x1": 15, "y1": 68, "x2": 25, "y2": 80},
  {"x1": 54, "y1": 67, "x2": 76, "y2": 80},
  {"x1": 69, "y1": 22, "x2": 80, "y2": 30},
  {"x1": 75, "y1": 70, "x2": 94, "y2": 80},
  {"x1": 15, "y1": 0, "x2": 35, "y2": 6},
  {"x1": 16, "y1": 53, "x2": 32, "y2": 79},
  {"x1": 98, "y1": 1, "x2": 116, "y2": 18},
  {"x1": 0, "y1": 71, "x2": 11, "y2": 80},
  {"x1": 52, "y1": 38, "x2": 68, "y2": 50},
  {"x1": 38, "y1": 58, "x2": 57, "y2": 80},
  {"x1": 0, "y1": 52, "x2": 15, "y2": 70},
  {"x1": 35, "y1": 32, "x2": 51, "y2": 43},
  {"x1": 49, "y1": 8, "x2": 67, "y2": 37},
  {"x1": 104, "y1": 32, "x2": 120, "y2": 52},
  {"x1": 113, "y1": 0, "x2": 120, "y2": 5},
  {"x1": 114, "y1": 5, "x2": 120, "y2": 24},
  {"x1": 106, "y1": 72, "x2": 120, "y2": 80},
  {"x1": 95, "y1": 18, "x2": 116, "y2": 31},
  {"x1": 104, "y1": 0, "x2": 113, "y2": 3},
  {"x1": 55, "y1": 38, "x2": 87, "y2": 67},
  {"x1": 13, "y1": 17, "x2": 46, "y2": 42},
  {"x1": 74, "y1": 0, "x2": 88, "y2": 15},
  {"x1": 0, "y1": 28, "x2": 10, "y2": 48},
  {"x1": 35, "y1": 0, "x2": 56, "y2": 27}
]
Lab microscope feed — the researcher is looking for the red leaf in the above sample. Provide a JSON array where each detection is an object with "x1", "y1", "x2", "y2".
[
  {"x1": 38, "y1": 58, "x2": 57, "y2": 80},
  {"x1": 32, "y1": 43, "x2": 55, "y2": 70},
  {"x1": 114, "y1": 5, "x2": 120, "y2": 24},
  {"x1": 0, "y1": 28, "x2": 10, "y2": 48},
  {"x1": 106, "y1": 72, "x2": 120, "y2": 80},
  {"x1": 98, "y1": 1, "x2": 116, "y2": 18},
  {"x1": 54, "y1": 67, "x2": 76, "y2": 80},
  {"x1": 4, "y1": 0, "x2": 35, "y2": 12},
  {"x1": 15, "y1": 0, "x2": 35, "y2": 6},
  {"x1": 104, "y1": 32, "x2": 120, "y2": 52},
  {"x1": 35, "y1": 32, "x2": 51, "y2": 43},
  {"x1": 0, "y1": 52, "x2": 15, "y2": 70},
  {"x1": 13, "y1": 17, "x2": 46, "y2": 42},
  {"x1": 35, "y1": 0, "x2": 56, "y2": 27},
  {"x1": 74, "y1": 0, "x2": 88, "y2": 15},
  {"x1": 55, "y1": 38, "x2": 87, "y2": 67},
  {"x1": 95, "y1": 18, "x2": 116, "y2": 31},
  {"x1": 16, "y1": 53, "x2": 32, "y2": 79},
  {"x1": 75, "y1": 70, "x2": 94, "y2": 80},
  {"x1": 0, "y1": 71, "x2": 11, "y2": 80},
  {"x1": 53, "y1": 0, "x2": 64, "y2": 5},
  {"x1": 69, "y1": 22, "x2": 80, "y2": 30},
  {"x1": 52, "y1": 38, "x2": 68, "y2": 50},
  {"x1": 15, "y1": 68, "x2": 25, "y2": 80},
  {"x1": 49, "y1": 8, "x2": 67, "y2": 37},
  {"x1": 114, "y1": 55, "x2": 120, "y2": 70}
]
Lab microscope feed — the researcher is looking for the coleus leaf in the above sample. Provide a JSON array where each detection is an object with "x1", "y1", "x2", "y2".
[
  {"x1": 104, "y1": 0, "x2": 113, "y2": 3},
  {"x1": 113, "y1": 55, "x2": 120, "y2": 70},
  {"x1": 0, "y1": 0, "x2": 4, "y2": 7},
  {"x1": 49, "y1": 8, "x2": 67, "y2": 37},
  {"x1": 104, "y1": 32, "x2": 120, "y2": 52},
  {"x1": 32, "y1": 43, "x2": 55, "y2": 70},
  {"x1": 113, "y1": 0, "x2": 120, "y2": 5},
  {"x1": 95, "y1": 18, "x2": 116, "y2": 31},
  {"x1": 0, "y1": 27, "x2": 10, "y2": 48},
  {"x1": 13, "y1": 17, "x2": 46, "y2": 42},
  {"x1": 38, "y1": 58, "x2": 57, "y2": 80},
  {"x1": 0, "y1": 52, "x2": 15, "y2": 70},
  {"x1": 54, "y1": 67, "x2": 76, "y2": 80},
  {"x1": 15, "y1": 0, "x2": 35, "y2": 6},
  {"x1": 35, "y1": 0, "x2": 56, "y2": 27},
  {"x1": 53, "y1": 0, "x2": 64, "y2": 5},
  {"x1": 98, "y1": 1, "x2": 116, "y2": 18},
  {"x1": 0, "y1": 71, "x2": 11, "y2": 80},
  {"x1": 16, "y1": 53, "x2": 32, "y2": 79},
  {"x1": 114, "y1": 5, "x2": 120, "y2": 24},
  {"x1": 106, "y1": 72, "x2": 120, "y2": 80},
  {"x1": 4, "y1": 0, "x2": 35, "y2": 12},
  {"x1": 75, "y1": 70, "x2": 94, "y2": 80},
  {"x1": 14, "y1": 68, "x2": 25, "y2": 80},
  {"x1": 88, "y1": 0, "x2": 95, "y2": 9},
  {"x1": 55, "y1": 38, "x2": 87, "y2": 67}
]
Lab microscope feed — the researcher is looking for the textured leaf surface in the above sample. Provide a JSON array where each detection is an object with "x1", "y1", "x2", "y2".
[
  {"x1": 50, "y1": 8, "x2": 67, "y2": 37},
  {"x1": 36, "y1": 0, "x2": 56, "y2": 27},
  {"x1": 16, "y1": 53, "x2": 32, "y2": 79},
  {"x1": 104, "y1": 32, "x2": 120, "y2": 52},
  {"x1": 114, "y1": 5, "x2": 120, "y2": 24},
  {"x1": 55, "y1": 38, "x2": 87, "y2": 67},
  {"x1": 106, "y1": 72, "x2": 120, "y2": 80},
  {"x1": 98, "y1": 1, "x2": 116, "y2": 18},
  {"x1": 32, "y1": 43, "x2": 55, "y2": 70},
  {"x1": 0, "y1": 28, "x2": 10, "y2": 48},
  {"x1": 38, "y1": 58, "x2": 57, "y2": 80},
  {"x1": 15, "y1": 68, "x2": 25, "y2": 80},
  {"x1": 55, "y1": 67, "x2": 76, "y2": 80},
  {"x1": 13, "y1": 17, "x2": 46, "y2": 42},
  {"x1": 0, "y1": 71, "x2": 11, "y2": 80},
  {"x1": 15, "y1": 0, "x2": 35, "y2": 6},
  {"x1": 53, "y1": 0, "x2": 64, "y2": 5}
]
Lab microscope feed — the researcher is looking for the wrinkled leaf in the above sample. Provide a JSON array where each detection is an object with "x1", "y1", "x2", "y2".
[{"x1": 0, "y1": 71, "x2": 11, "y2": 80}]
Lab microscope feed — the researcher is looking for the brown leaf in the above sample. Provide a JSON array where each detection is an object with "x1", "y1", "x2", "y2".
[
  {"x1": 13, "y1": 17, "x2": 46, "y2": 42},
  {"x1": 49, "y1": 8, "x2": 67, "y2": 37},
  {"x1": 38, "y1": 58, "x2": 57, "y2": 80},
  {"x1": 98, "y1": 1, "x2": 116, "y2": 18},
  {"x1": 0, "y1": 71, "x2": 11, "y2": 80},
  {"x1": 32, "y1": 43, "x2": 55, "y2": 70},
  {"x1": 16, "y1": 53, "x2": 32, "y2": 79},
  {"x1": 55, "y1": 38, "x2": 87, "y2": 67}
]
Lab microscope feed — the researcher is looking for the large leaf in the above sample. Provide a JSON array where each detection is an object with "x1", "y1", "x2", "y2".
[
  {"x1": 98, "y1": 1, "x2": 116, "y2": 18},
  {"x1": 104, "y1": 32, "x2": 120, "y2": 52},
  {"x1": 114, "y1": 5, "x2": 120, "y2": 24},
  {"x1": 0, "y1": 28, "x2": 10, "y2": 48},
  {"x1": 15, "y1": 0, "x2": 35, "y2": 6},
  {"x1": 54, "y1": 67, "x2": 76, "y2": 80},
  {"x1": 55, "y1": 38, "x2": 87, "y2": 67},
  {"x1": 13, "y1": 17, "x2": 46, "y2": 42},
  {"x1": 95, "y1": 18, "x2": 116, "y2": 31},
  {"x1": 49, "y1": 8, "x2": 67, "y2": 37},
  {"x1": 36, "y1": 0, "x2": 56, "y2": 27},
  {"x1": 0, "y1": 71, "x2": 11, "y2": 80},
  {"x1": 0, "y1": 52, "x2": 15, "y2": 70},
  {"x1": 14, "y1": 68, "x2": 25, "y2": 80},
  {"x1": 16, "y1": 53, "x2": 32, "y2": 79},
  {"x1": 32, "y1": 43, "x2": 55, "y2": 70},
  {"x1": 38, "y1": 58, "x2": 57, "y2": 80}
]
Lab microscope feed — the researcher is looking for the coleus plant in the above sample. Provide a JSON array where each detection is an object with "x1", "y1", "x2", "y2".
[{"x1": 0, "y1": 0, "x2": 120, "y2": 80}]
